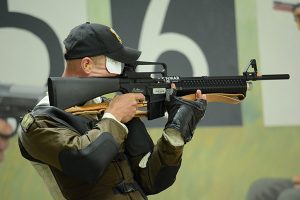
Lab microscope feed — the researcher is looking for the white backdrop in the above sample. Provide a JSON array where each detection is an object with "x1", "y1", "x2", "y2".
[
  {"x1": 1, "y1": 0, "x2": 299, "y2": 126},
  {"x1": 0, "y1": 0, "x2": 87, "y2": 86},
  {"x1": 256, "y1": 0, "x2": 300, "y2": 126}
]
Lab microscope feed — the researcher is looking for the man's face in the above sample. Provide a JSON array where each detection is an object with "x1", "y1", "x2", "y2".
[
  {"x1": 293, "y1": 6, "x2": 300, "y2": 30},
  {"x1": 0, "y1": 118, "x2": 13, "y2": 162}
]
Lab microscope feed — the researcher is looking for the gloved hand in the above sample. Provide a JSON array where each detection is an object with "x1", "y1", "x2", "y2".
[{"x1": 164, "y1": 88, "x2": 207, "y2": 143}]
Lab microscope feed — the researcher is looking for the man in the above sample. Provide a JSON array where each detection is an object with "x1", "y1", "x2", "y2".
[
  {"x1": 0, "y1": 118, "x2": 13, "y2": 162},
  {"x1": 293, "y1": 3, "x2": 300, "y2": 30},
  {"x1": 18, "y1": 22, "x2": 207, "y2": 200},
  {"x1": 246, "y1": 177, "x2": 300, "y2": 200}
]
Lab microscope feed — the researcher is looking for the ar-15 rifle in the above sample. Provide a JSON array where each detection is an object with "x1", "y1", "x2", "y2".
[
  {"x1": 48, "y1": 59, "x2": 289, "y2": 120},
  {"x1": 0, "y1": 83, "x2": 46, "y2": 136}
]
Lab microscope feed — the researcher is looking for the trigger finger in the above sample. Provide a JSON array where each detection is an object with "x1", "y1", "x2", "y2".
[
  {"x1": 134, "y1": 93, "x2": 145, "y2": 102},
  {"x1": 171, "y1": 83, "x2": 177, "y2": 89},
  {"x1": 196, "y1": 90, "x2": 206, "y2": 100}
]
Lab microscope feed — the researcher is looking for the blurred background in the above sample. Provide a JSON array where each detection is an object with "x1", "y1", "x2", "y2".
[{"x1": 0, "y1": 0, "x2": 299, "y2": 199}]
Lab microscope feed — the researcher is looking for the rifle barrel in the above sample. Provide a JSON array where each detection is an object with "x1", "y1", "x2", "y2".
[{"x1": 255, "y1": 74, "x2": 290, "y2": 80}]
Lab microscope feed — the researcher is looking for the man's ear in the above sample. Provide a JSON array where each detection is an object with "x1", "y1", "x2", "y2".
[{"x1": 81, "y1": 57, "x2": 93, "y2": 74}]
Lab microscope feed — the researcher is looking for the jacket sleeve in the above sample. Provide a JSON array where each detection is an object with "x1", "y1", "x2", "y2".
[{"x1": 125, "y1": 118, "x2": 183, "y2": 194}]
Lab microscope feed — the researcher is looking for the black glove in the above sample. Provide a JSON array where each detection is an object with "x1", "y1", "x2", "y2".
[{"x1": 164, "y1": 88, "x2": 207, "y2": 143}]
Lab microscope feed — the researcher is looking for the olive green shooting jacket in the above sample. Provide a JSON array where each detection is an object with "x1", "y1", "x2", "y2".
[{"x1": 19, "y1": 97, "x2": 183, "y2": 200}]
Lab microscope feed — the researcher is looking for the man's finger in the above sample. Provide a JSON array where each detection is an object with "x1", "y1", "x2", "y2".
[
  {"x1": 196, "y1": 90, "x2": 206, "y2": 100},
  {"x1": 133, "y1": 93, "x2": 146, "y2": 101},
  {"x1": 171, "y1": 83, "x2": 176, "y2": 89}
]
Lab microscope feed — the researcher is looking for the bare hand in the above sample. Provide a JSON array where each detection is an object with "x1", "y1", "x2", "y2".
[
  {"x1": 105, "y1": 93, "x2": 145, "y2": 123},
  {"x1": 292, "y1": 175, "x2": 300, "y2": 188}
]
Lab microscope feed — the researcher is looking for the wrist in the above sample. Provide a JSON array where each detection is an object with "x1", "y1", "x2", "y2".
[
  {"x1": 102, "y1": 112, "x2": 128, "y2": 133},
  {"x1": 104, "y1": 108, "x2": 122, "y2": 122},
  {"x1": 163, "y1": 128, "x2": 184, "y2": 146}
]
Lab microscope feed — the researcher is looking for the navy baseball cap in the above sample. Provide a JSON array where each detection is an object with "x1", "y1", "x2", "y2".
[{"x1": 63, "y1": 22, "x2": 141, "y2": 63}]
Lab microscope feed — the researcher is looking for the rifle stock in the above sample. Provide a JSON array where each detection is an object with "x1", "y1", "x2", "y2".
[
  {"x1": 48, "y1": 59, "x2": 290, "y2": 120},
  {"x1": 48, "y1": 77, "x2": 120, "y2": 110}
]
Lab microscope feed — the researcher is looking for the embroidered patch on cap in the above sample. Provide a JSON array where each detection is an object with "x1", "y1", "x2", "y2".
[{"x1": 109, "y1": 28, "x2": 123, "y2": 44}]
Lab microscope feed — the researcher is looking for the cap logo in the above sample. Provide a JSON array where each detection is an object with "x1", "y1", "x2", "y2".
[{"x1": 109, "y1": 28, "x2": 123, "y2": 44}]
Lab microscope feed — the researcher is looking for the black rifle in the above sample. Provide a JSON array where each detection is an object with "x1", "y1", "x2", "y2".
[
  {"x1": 0, "y1": 83, "x2": 46, "y2": 136},
  {"x1": 48, "y1": 59, "x2": 289, "y2": 120}
]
